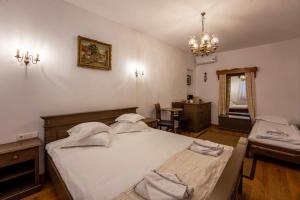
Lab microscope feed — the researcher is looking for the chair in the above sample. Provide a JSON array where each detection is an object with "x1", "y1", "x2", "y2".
[{"x1": 154, "y1": 103, "x2": 174, "y2": 131}]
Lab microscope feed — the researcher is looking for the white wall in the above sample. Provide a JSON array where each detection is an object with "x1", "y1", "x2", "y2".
[
  {"x1": 195, "y1": 38, "x2": 300, "y2": 125},
  {"x1": 0, "y1": 0, "x2": 194, "y2": 147}
]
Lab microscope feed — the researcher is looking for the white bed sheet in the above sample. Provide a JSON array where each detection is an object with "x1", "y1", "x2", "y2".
[
  {"x1": 46, "y1": 128, "x2": 233, "y2": 200},
  {"x1": 248, "y1": 120, "x2": 300, "y2": 151},
  {"x1": 229, "y1": 102, "x2": 248, "y2": 109}
]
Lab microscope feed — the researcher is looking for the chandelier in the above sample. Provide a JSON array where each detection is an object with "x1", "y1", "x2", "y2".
[{"x1": 188, "y1": 12, "x2": 219, "y2": 56}]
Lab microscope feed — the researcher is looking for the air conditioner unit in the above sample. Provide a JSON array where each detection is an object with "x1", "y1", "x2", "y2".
[{"x1": 195, "y1": 55, "x2": 217, "y2": 65}]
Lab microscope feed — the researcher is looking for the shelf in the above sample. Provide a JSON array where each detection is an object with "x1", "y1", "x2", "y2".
[
  {"x1": 0, "y1": 160, "x2": 34, "y2": 184},
  {"x1": 0, "y1": 168, "x2": 34, "y2": 183},
  {"x1": 0, "y1": 173, "x2": 37, "y2": 199}
]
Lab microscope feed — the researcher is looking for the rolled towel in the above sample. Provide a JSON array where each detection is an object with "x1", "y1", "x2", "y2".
[
  {"x1": 256, "y1": 134, "x2": 300, "y2": 145},
  {"x1": 266, "y1": 129, "x2": 289, "y2": 137},
  {"x1": 135, "y1": 171, "x2": 193, "y2": 200},
  {"x1": 192, "y1": 140, "x2": 222, "y2": 150},
  {"x1": 189, "y1": 144, "x2": 224, "y2": 157}
]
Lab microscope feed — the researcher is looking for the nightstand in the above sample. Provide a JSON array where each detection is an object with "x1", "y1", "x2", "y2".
[
  {"x1": 142, "y1": 118, "x2": 158, "y2": 129},
  {"x1": 0, "y1": 138, "x2": 42, "y2": 200}
]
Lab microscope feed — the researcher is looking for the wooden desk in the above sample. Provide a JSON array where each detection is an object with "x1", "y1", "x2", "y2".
[
  {"x1": 161, "y1": 108, "x2": 183, "y2": 133},
  {"x1": 161, "y1": 108, "x2": 183, "y2": 112}
]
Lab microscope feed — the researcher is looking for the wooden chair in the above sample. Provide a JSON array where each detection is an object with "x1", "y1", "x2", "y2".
[{"x1": 155, "y1": 103, "x2": 174, "y2": 131}]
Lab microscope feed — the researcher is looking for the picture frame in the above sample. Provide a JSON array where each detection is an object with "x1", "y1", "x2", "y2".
[
  {"x1": 187, "y1": 74, "x2": 192, "y2": 85},
  {"x1": 77, "y1": 36, "x2": 112, "y2": 70}
]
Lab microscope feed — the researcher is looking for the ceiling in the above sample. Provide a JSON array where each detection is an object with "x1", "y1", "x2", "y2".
[{"x1": 64, "y1": 0, "x2": 300, "y2": 53}]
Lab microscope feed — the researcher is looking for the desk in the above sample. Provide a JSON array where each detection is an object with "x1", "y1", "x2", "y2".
[{"x1": 161, "y1": 108, "x2": 183, "y2": 133}]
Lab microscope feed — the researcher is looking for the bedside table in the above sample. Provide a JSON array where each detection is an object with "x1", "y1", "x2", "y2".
[
  {"x1": 142, "y1": 118, "x2": 158, "y2": 129},
  {"x1": 0, "y1": 138, "x2": 42, "y2": 200}
]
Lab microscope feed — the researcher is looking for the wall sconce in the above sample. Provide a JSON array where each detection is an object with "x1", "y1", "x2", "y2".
[
  {"x1": 135, "y1": 69, "x2": 144, "y2": 78},
  {"x1": 204, "y1": 72, "x2": 207, "y2": 82},
  {"x1": 15, "y1": 50, "x2": 40, "y2": 66}
]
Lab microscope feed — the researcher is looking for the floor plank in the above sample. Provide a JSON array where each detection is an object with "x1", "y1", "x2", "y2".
[{"x1": 23, "y1": 127, "x2": 300, "y2": 200}]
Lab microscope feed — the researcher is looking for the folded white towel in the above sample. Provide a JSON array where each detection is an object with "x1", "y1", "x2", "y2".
[
  {"x1": 189, "y1": 144, "x2": 224, "y2": 157},
  {"x1": 192, "y1": 140, "x2": 222, "y2": 150},
  {"x1": 266, "y1": 129, "x2": 289, "y2": 137},
  {"x1": 135, "y1": 171, "x2": 193, "y2": 200},
  {"x1": 256, "y1": 134, "x2": 300, "y2": 145}
]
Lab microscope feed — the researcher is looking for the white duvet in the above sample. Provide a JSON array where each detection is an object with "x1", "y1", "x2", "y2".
[
  {"x1": 46, "y1": 129, "x2": 233, "y2": 200},
  {"x1": 249, "y1": 120, "x2": 300, "y2": 151}
]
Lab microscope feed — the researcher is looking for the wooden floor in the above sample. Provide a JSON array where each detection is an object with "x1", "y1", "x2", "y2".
[{"x1": 23, "y1": 127, "x2": 300, "y2": 200}]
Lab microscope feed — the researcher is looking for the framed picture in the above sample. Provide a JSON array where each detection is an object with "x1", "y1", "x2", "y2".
[
  {"x1": 77, "y1": 36, "x2": 112, "y2": 70},
  {"x1": 187, "y1": 74, "x2": 191, "y2": 85}
]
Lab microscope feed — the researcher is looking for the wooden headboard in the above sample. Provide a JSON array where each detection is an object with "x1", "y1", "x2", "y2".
[{"x1": 41, "y1": 107, "x2": 137, "y2": 144}]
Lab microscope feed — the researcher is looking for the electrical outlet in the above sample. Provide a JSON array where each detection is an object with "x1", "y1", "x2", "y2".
[{"x1": 16, "y1": 131, "x2": 38, "y2": 141}]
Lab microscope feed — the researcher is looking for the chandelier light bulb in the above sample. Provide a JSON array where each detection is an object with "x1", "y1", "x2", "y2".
[
  {"x1": 211, "y1": 36, "x2": 219, "y2": 45},
  {"x1": 192, "y1": 42, "x2": 199, "y2": 49},
  {"x1": 188, "y1": 36, "x2": 197, "y2": 47},
  {"x1": 202, "y1": 33, "x2": 210, "y2": 43},
  {"x1": 206, "y1": 43, "x2": 212, "y2": 49}
]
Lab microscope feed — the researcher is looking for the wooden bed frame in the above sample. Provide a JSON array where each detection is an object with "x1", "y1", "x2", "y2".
[
  {"x1": 248, "y1": 140, "x2": 300, "y2": 164},
  {"x1": 247, "y1": 120, "x2": 300, "y2": 165},
  {"x1": 41, "y1": 107, "x2": 248, "y2": 200}
]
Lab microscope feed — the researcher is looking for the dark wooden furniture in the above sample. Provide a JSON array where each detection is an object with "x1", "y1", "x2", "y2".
[
  {"x1": 41, "y1": 107, "x2": 247, "y2": 200},
  {"x1": 154, "y1": 104, "x2": 174, "y2": 132},
  {"x1": 248, "y1": 140, "x2": 300, "y2": 164},
  {"x1": 0, "y1": 138, "x2": 42, "y2": 200},
  {"x1": 42, "y1": 107, "x2": 138, "y2": 144},
  {"x1": 142, "y1": 118, "x2": 158, "y2": 129},
  {"x1": 183, "y1": 102, "x2": 211, "y2": 132},
  {"x1": 219, "y1": 115, "x2": 252, "y2": 133}
]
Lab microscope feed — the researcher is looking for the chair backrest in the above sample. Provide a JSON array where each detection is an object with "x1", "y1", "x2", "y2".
[{"x1": 154, "y1": 103, "x2": 161, "y2": 120}]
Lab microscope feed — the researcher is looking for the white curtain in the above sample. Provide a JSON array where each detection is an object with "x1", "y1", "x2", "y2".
[
  {"x1": 236, "y1": 80, "x2": 247, "y2": 105},
  {"x1": 218, "y1": 74, "x2": 227, "y2": 115},
  {"x1": 245, "y1": 72, "x2": 256, "y2": 123}
]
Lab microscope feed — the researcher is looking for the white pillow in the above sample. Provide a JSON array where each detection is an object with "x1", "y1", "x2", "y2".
[
  {"x1": 115, "y1": 113, "x2": 145, "y2": 123},
  {"x1": 291, "y1": 125, "x2": 300, "y2": 136},
  {"x1": 67, "y1": 122, "x2": 111, "y2": 141},
  {"x1": 110, "y1": 121, "x2": 149, "y2": 134},
  {"x1": 255, "y1": 115, "x2": 289, "y2": 125},
  {"x1": 61, "y1": 132, "x2": 112, "y2": 148}
]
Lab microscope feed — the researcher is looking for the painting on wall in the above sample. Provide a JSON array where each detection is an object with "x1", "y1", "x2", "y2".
[
  {"x1": 187, "y1": 74, "x2": 192, "y2": 85},
  {"x1": 77, "y1": 36, "x2": 112, "y2": 70}
]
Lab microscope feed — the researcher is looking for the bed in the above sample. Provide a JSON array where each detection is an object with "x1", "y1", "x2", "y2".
[
  {"x1": 41, "y1": 107, "x2": 248, "y2": 200},
  {"x1": 248, "y1": 118, "x2": 300, "y2": 164},
  {"x1": 229, "y1": 102, "x2": 248, "y2": 113}
]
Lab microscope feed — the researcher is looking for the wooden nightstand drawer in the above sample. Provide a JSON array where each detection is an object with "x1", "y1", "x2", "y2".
[{"x1": 0, "y1": 148, "x2": 37, "y2": 168}]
